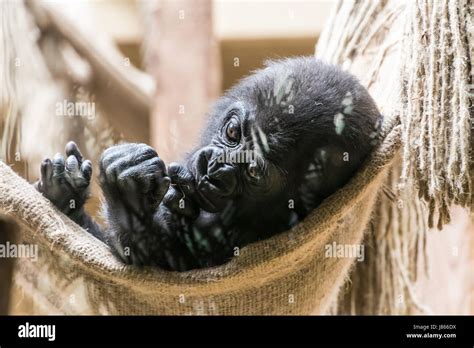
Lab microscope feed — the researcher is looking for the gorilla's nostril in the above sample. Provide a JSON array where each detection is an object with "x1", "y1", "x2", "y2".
[{"x1": 206, "y1": 176, "x2": 225, "y2": 191}]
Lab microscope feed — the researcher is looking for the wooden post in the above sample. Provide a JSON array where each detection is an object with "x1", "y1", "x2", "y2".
[{"x1": 145, "y1": 0, "x2": 221, "y2": 163}]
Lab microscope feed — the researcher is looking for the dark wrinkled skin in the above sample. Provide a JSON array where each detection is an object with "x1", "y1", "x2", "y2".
[{"x1": 35, "y1": 57, "x2": 382, "y2": 271}]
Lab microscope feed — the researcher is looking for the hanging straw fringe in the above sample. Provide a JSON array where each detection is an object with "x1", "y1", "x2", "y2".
[
  {"x1": 0, "y1": 1, "x2": 23, "y2": 162},
  {"x1": 400, "y1": 0, "x2": 473, "y2": 229},
  {"x1": 317, "y1": 0, "x2": 472, "y2": 314},
  {"x1": 334, "y1": 158, "x2": 431, "y2": 314},
  {"x1": 0, "y1": 0, "x2": 68, "y2": 176}
]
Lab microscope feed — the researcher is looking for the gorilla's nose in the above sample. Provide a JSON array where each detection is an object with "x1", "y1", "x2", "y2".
[{"x1": 206, "y1": 158, "x2": 238, "y2": 197}]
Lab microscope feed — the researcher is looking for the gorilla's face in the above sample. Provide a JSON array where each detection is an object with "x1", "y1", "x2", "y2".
[
  {"x1": 188, "y1": 101, "x2": 287, "y2": 213},
  {"x1": 185, "y1": 58, "x2": 382, "y2": 215}
]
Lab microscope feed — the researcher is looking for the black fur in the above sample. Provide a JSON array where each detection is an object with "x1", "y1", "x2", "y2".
[{"x1": 36, "y1": 57, "x2": 382, "y2": 271}]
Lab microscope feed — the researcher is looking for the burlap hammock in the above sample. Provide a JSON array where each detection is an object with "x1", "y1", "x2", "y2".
[{"x1": 0, "y1": 0, "x2": 472, "y2": 314}]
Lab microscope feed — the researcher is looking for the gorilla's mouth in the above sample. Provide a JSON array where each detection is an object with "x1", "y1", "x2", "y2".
[
  {"x1": 190, "y1": 146, "x2": 238, "y2": 213},
  {"x1": 195, "y1": 175, "x2": 229, "y2": 212}
]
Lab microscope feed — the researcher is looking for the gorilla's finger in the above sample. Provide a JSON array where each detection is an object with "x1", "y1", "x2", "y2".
[
  {"x1": 40, "y1": 158, "x2": 53, "y2": 186},
  {"x1": 105, "y1": 158, "x2": 128, "y2": 183},
  {"x1": 65, "y1": 141, "x2": 83, "y2": 165},
  {"x1": 117, "y1": 157, "x2": 166, "y2": 193},
  {"x1": 65, "y1": 155, "x2": 91, "y2": 189},
  {"x1": 52, "y1": 153, "x2": 65, "y2": 176},
  {"x1": 150, "y1": 154, "x2": 167, "y2": 174},
  {"x1": 80, "y1": 160, "x2": 92, "y2": 182},
  {"x1": 100, "y1": 144, "x2": 133, "y2": 170},
  {"x1": 155, "y1": 176, "x2": 171, "y2": 204},
  {"x1": 162, "y1": 186, "x2": 198, "y2": 218},
  {"x1": 168, "y1": 162, "x2": 193, "y2": 183},
  {"x1": 127, "y1": 145, "x2": 159, "y2": 168},
  {"x1": 65, "y1": 155, "x2": 80, "y2": 174},
  {"x1": 168, "y1": 162, "x2": 196, "y2": 196},
  {"x1": 101, "y1": 143, "x2": 158, "y2": 170},
  {"x1": 116, "y1": 157, "x2": 161, "y2": 179}
]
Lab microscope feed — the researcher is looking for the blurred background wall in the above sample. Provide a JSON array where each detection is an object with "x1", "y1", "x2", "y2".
[
  {"x1": 91, "y1": 0, "x2": 332, "y2": 91},
  {"x1": 88, "y1": 0, "x2": 333, "y2": 162}
]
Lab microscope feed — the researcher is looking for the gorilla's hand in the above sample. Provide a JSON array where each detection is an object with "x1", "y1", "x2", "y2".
[
  {"x1": 99, "y1": 143, "x2": 170, "y2": 216},
  {"x1": 162, "y1": 162, "x2": 200, "y2": 219},
  {"x1": 35, "y1": 141, "x2": 92, "y2": 215}
]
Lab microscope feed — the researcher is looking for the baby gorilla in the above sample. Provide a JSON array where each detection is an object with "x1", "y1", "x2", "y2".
[{"x1": 35, "y1": 57, "x2": 382, "y2": 271}]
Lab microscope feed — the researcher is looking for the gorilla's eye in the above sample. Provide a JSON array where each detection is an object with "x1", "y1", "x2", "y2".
[
  {"x1": 247, "y1": 161, "x2": 261, "y2": 179},
  {"x1": 225, "y1": 119, "x2": 241, "y2": 143}
]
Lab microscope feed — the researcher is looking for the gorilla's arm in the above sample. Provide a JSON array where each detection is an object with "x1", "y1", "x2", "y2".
[
  {"x1": 35, "y1": 142, "x2": 235, "y2": 271},
  {"x1": 35, "y1": 58, "x2": 382, "y2": 271}
]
